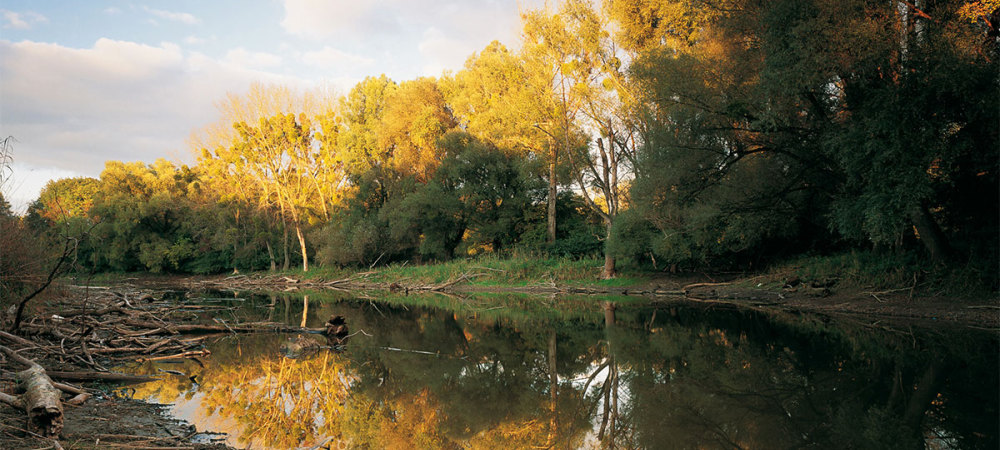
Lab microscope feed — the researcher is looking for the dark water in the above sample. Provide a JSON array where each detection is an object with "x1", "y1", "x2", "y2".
[{"x1": 118, "y1": 290, "x2": 998, "y2": 449}]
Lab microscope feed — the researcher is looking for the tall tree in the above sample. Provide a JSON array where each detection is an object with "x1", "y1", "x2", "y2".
[
  {"x1": 445, "y1": 41, "x2": 561, "y2": 243},
  {"x1": 196, "y1": 83, "x2": 343, "y2": 272},
  {"x1": 26, "y1": 177, "x2": 100, "y2": 225},
  {"x1": 217, "y1": 113, "x2": 323, "y2": 272},
  {"x1": 522, "y1": 0, "x2": 640, "y2": 278}
]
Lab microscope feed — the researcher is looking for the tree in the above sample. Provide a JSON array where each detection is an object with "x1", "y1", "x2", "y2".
[
  {"x1": 445, "y1": 41, "x2": 561, "y2": 243},
  {"x1": 26, "y1": 177, "x2": 100, "y2": 226},
  {"x1": 217, "y1": 113, "x2": 323, "y2": 272},
  {"x1": 195, "y1": 82, "x2": 341, "y2": 272},
  {"x1": 522, "y1": 0, "x2": 641, "y2": 278},
  {"x1": 820, "y1": 0, "x2": 998, "y2": 260},
  {"x1": 0, "y1": 192, "x2": 12, "y2": 218},
  {"x1": 380, "y1": 77, "x2": 457, "y2": 182},
  {"x1": 431, "y1": 132, "x2": 542, "y2": 254},
  {"x1": 620, "y1": 0, "x2": 997, "y2": 271},
  {"x1": 338, "y1": 75, "x2": 398, "y2": 182}
]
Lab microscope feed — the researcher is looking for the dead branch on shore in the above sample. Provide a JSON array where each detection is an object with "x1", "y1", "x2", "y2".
[
  {"x1": 4, "y1": 287, "x2": 326, "y2": 375},
  {"x1": 136, "y1": 349, "x2": 211, "y2": 362},
  {"x1": 10, "y1": 235, "x2": 78, "y2": 333}
]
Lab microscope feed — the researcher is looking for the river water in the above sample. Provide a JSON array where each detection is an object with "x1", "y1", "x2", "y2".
[{"x1": 117, "y1": 290, "x2": 998, "y2": 449}]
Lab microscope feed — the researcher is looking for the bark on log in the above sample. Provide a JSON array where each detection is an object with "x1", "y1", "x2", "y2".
[{"x1": 19, "y1": 365, "x2": 64, "y2": 436}]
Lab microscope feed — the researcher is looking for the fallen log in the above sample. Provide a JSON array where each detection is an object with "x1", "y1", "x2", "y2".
[
  {"x1": 0, "y1": 330, "x2": 36, "y2": 347},
  {"x1": 124, "y1": 319, "x2": 303, "y2": 335},
  {"x1": 42, "y1": 371, "x2": 158, "y2": 384},
  {"x1": 681, "y1": 281, "x2": 735, "y2": 293},
  {"x1": 57, "y1": 302, "x2": 126, "y2": 318},
  {"x1": 136, "y1": 349, "x2": 211, "y2": 362},
  {"x1": 0, "y1": 345, "x2": 64, "y2": 437},
  {"x1": 52, "y1": 381, "x2": 91, "y2": 406}
]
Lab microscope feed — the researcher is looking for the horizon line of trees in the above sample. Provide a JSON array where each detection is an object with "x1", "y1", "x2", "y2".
[{"x1": 5, "y1": 0, "x2": 997, "y2": 283}]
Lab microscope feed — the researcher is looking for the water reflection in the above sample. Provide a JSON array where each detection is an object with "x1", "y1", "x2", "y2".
[{"x1": 119, "y1": 291, "x2": 998, "y2": 449}]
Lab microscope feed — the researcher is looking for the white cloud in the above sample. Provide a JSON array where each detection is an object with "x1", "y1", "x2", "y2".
[
  {"x1": 280, "y1": 0, "x2": 523, "y2": 76},
  {"x1": 302, "y1": 46, "x2": 374, "y2": 69},
  {"x1": 224, "y1": 48, "x2": 283, "y2": 69},
  {"x1": 2, "y1": 163, "x2": 81, "y2": 214},
  {"x1": 2, "y1": 10, "x2": 48, "y2": 30},
  {"x1": 281, "y1": 0, "x2": 393, "y2": 39},
  {"x1": 418, "y1": 27, "x2": 472, "y2": 76},
  {"x1": 144, "y1": 7, "x2": 200, "y2": 25},
  {"x1": 104, "y1": 7, "x2": 122, "y2": 15},
  {"x1": 183, "y1": 35, "x2": 206, "y2": 45},
  {"x1": 0, "y1": 39, "x2": 309, "y2": 185}
]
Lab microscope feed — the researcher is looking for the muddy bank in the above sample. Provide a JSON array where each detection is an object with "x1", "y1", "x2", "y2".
[{"x1": 1, "y1": 394, "x2": 229, "y2": 449}]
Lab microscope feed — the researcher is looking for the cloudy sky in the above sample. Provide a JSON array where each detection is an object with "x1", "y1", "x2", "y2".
[{"x1": 0, "y1": 0, "x2": 536, "y2": 212}]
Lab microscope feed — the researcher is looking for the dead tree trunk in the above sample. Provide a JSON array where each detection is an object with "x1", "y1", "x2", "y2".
[{"x1": 0, "y1": 345, "x2": 64, "y2": 437}]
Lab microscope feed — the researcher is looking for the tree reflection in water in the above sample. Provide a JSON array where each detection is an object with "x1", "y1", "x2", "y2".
[{"x1": 118, "y1": 291, "x2": 997, "y2": 449}]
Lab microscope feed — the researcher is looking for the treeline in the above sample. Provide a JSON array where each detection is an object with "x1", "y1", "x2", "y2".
[{"x1": 14, "y1": 0, "x2": 999, "y2": 280}]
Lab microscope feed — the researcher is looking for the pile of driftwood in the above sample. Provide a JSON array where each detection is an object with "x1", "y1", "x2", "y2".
[
  {"x1": 198, "y1": 271, "x2": 501, "y2": 294},
  {"x1": 0, "y1": 289, "x2": 306, "y2": 440},
  {"x1": 194, "y1": 273, "x2": 363, "y2": 290}
]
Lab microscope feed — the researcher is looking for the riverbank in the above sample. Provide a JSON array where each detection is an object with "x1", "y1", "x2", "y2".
[{"x1": 84, "y1": 252, "x2": 999, "y2": 328}]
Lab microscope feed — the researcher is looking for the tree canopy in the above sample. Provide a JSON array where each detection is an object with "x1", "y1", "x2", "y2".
[{"x1": 15, "y1": 0, "x2": 996, "y2": 282}]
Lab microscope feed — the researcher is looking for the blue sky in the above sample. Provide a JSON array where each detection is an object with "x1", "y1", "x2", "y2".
[{"x1": 0, "y1": 0, "x2": 535, "y2": 212}]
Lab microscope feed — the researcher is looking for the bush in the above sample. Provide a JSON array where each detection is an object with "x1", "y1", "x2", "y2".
[{"x1": 0, "y1": 215, "x2": 50, "y2": 326}]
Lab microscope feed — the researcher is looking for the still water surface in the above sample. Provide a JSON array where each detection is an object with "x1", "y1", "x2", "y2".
[{"x1": 118, "y1": 290, "x2": 998, "y2": 449}]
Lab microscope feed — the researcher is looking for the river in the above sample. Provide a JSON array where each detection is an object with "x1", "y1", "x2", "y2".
[{"x1": 116, "y1": 289, "x2": 998, "y2": 449}]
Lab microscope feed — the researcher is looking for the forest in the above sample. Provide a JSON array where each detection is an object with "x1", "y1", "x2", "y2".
[{"x1": 2, "y1": 0, "x2": 997, "y2": 290}]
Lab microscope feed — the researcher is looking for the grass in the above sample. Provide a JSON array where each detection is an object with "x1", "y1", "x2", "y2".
[{"x1": 268, "y1": 253, "x2": 649, "y2": 288}]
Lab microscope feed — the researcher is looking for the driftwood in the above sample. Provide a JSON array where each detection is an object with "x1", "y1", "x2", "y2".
[
  {"x1": 0, "y1": 329, "x2": 37, "y2": 346},
  {"x1": 0, "y1": 345, "x2": 64, "y2": 437},
  {"x1": 124, "y1": 318, "x2": 300, "y2": 335},
  {"x1": 42, "y1": 371, "x2": 158, "y2": 384},
  {"x1": 136, "y1": 349, "x2": 211, "y2": 362}
]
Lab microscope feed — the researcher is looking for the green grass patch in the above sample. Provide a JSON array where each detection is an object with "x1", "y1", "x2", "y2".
[{"x1": 282, "y1": 253, "x2": 651, "y2": 288}]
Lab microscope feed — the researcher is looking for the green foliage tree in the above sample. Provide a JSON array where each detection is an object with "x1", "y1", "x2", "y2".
[
  {"x1": 445, "y1": 41, "x2": 561, "y2": 243},
  {"x1": 433, "y1": 133, "x2": 543, "y2": 254},
  {"x1": 817, "y1": 0, "x2": 998, "y2": 260},
  {"x1": 621, "y1": 0, "x2": 997, "y2": 272}
]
